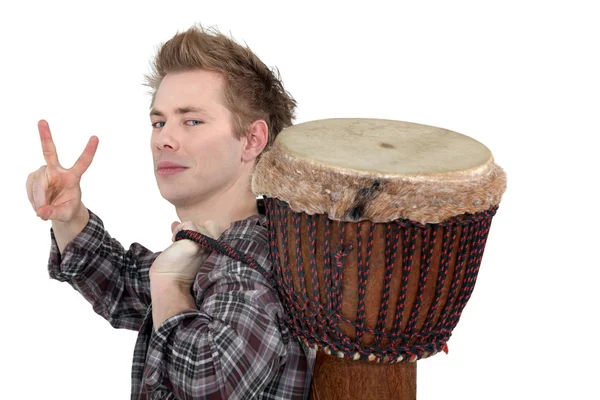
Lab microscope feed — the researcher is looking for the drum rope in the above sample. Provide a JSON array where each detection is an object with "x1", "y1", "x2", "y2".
[
  {"x1": 173, "y1": 229, "x2": 277, "y2": 288},
  {"x1": 403, "y1": 225, "x2": 434, "y2": 338}
]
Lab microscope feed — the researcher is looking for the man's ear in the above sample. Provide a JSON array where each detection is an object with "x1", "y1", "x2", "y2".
[{"x1": 241, "y1": 120, "x2": 268, "y2": 162}]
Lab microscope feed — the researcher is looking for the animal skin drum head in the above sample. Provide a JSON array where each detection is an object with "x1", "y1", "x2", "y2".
[{"x1": 277, "y1": 118, "x2": 492, "y2": 177}]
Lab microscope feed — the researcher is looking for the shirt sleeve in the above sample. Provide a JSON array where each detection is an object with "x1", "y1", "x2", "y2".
[
  {"x1": 47, "y1": 208, "x2": 158, "y2": 331},
  {"x1": 142, "y1": 242, "x2": 289, "y2": 400}
]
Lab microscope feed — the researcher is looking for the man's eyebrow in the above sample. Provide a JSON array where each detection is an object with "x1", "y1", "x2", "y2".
[{"x1": 150, "y1": 107, "x2": 209, "y2": 117}]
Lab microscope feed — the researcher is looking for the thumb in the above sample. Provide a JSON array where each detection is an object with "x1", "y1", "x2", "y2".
[
  {"x1": 37, "y1": 205, "x2": 54, "y2": 221},
  {"x1": 171, "y1": 221, "x2": 201, "y2": 242},
  {"x1": 171, "y1": 221, "x2": 180, "y2": 242}
]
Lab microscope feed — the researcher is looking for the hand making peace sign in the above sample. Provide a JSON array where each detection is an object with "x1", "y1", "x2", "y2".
[{"x1": 26, "y1": 120, "x2": 99, "y2": 222}]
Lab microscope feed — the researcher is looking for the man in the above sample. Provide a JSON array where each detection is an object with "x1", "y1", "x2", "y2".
[{"x1": 26, "y1": 25, "x2": 314, "y2": 399}]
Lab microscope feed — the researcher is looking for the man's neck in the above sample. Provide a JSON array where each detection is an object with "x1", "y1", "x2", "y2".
[{"x1": 175, "y1": 190, "x2": 259, "y2": 237}]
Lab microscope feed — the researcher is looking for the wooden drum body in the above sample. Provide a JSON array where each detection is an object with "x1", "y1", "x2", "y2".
[{"x1": 252, "y1": 119, "x2": 507, "y2": 399}]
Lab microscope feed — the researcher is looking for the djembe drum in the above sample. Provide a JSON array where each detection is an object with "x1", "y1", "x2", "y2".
[{"x1": 252, "y1": 118, "x2": 507, "y2": 399}]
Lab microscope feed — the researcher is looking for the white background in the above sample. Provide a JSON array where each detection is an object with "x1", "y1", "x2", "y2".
[{"x1": 2, "y1": 0, "x2": 598, "y2": 398}]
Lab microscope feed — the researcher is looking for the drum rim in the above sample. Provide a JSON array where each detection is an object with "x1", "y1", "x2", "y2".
[{"x1": 252, "y1": 120, "x2": 507, "y2": 224}]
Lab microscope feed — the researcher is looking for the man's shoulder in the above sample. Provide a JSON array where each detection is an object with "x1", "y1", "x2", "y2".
[
  {"x1": 223, "y1": 212, "x2": 267, "y2": 239},
  {"x1": 216, "y1": 213, "x2": 269, "y2": 260},
  {"x1": 196, "y1": 213, "x2": 273, "y2": 295}
]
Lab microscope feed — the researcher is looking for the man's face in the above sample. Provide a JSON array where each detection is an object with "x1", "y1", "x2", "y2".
[{"x1": 150, "y1": 69, "x2": 245, "y2": 208}]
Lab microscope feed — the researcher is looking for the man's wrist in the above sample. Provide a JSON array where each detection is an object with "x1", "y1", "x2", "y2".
[
  {"x1": 150, "y1": 278, "x2": 197, "y2": 329},
  {"x1": 52, "y1": 203, "x2": 90, "y2": 255}
]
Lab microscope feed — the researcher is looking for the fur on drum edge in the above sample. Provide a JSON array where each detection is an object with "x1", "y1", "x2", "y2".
[{"x1": 252, "y1": 142, "x2": 507, "y2": 225}]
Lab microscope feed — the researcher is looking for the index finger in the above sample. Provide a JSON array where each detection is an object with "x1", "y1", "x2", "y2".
[{"x1": 38, "y1": 120, "x2": 60, "y2": 168}]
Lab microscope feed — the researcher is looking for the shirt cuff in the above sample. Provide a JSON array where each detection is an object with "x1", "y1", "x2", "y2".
[{"x1": 47, "y1": 208, "x2": 105, "y2": 282}]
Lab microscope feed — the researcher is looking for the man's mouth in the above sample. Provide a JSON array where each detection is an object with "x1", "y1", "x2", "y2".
[{"x1": 157, "y1": 167, "x2": 188, "y2": 177}]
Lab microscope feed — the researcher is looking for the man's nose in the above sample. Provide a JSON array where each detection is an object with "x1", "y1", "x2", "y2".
[{"x1": 152, "y1": 123, "x2": 180, "y2": 151}]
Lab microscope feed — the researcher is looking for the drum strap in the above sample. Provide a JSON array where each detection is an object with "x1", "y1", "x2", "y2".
[{"x1": 174, "y1": 229, "x2": 276, "y2": 288}]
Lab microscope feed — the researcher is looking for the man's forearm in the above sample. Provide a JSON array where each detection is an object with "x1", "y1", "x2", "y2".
[
  {"x1": 150, "y1": 279, "x2": 197, "y2": 329},
  {"x1": 52, "y1": 203, "x2": 90, "y2": 255}
]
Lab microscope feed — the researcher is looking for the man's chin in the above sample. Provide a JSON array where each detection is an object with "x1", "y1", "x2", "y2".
[
  {"x1": 157, "y1": 189, "x2": 195, "y2": 208},
  {"x1": 156, "y1": 185, "x2": 176, "y2": 203},
  {"x1": 161, "y1": 195, "x2": 186, "y2": 208}
]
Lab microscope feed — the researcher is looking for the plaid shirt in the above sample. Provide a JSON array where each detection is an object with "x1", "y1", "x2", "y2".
[{"x1": 47, "y1": 204, "x2": 314, "y2": 399}]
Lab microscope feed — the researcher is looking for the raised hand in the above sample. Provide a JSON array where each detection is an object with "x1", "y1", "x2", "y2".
[{"x1": 26, "y1": 120, "x2": 99, "y2": 222}]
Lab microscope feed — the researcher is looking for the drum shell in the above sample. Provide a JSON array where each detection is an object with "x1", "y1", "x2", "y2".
[{"x1": 265, "y1": 198, "x2": 496, "y2": 362}]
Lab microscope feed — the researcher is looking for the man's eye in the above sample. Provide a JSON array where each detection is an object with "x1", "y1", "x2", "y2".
[
  {"x1": 186, "y1": 120, "x2": 204, "y2": 126},
  {"x1": 151, "y1": 122, "x2": 165, "y2": 128}
]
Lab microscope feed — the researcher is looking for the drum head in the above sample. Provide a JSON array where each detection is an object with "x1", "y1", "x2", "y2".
[{"x1": 277, "y1": 118, "x2": 492, "y2": 177}]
